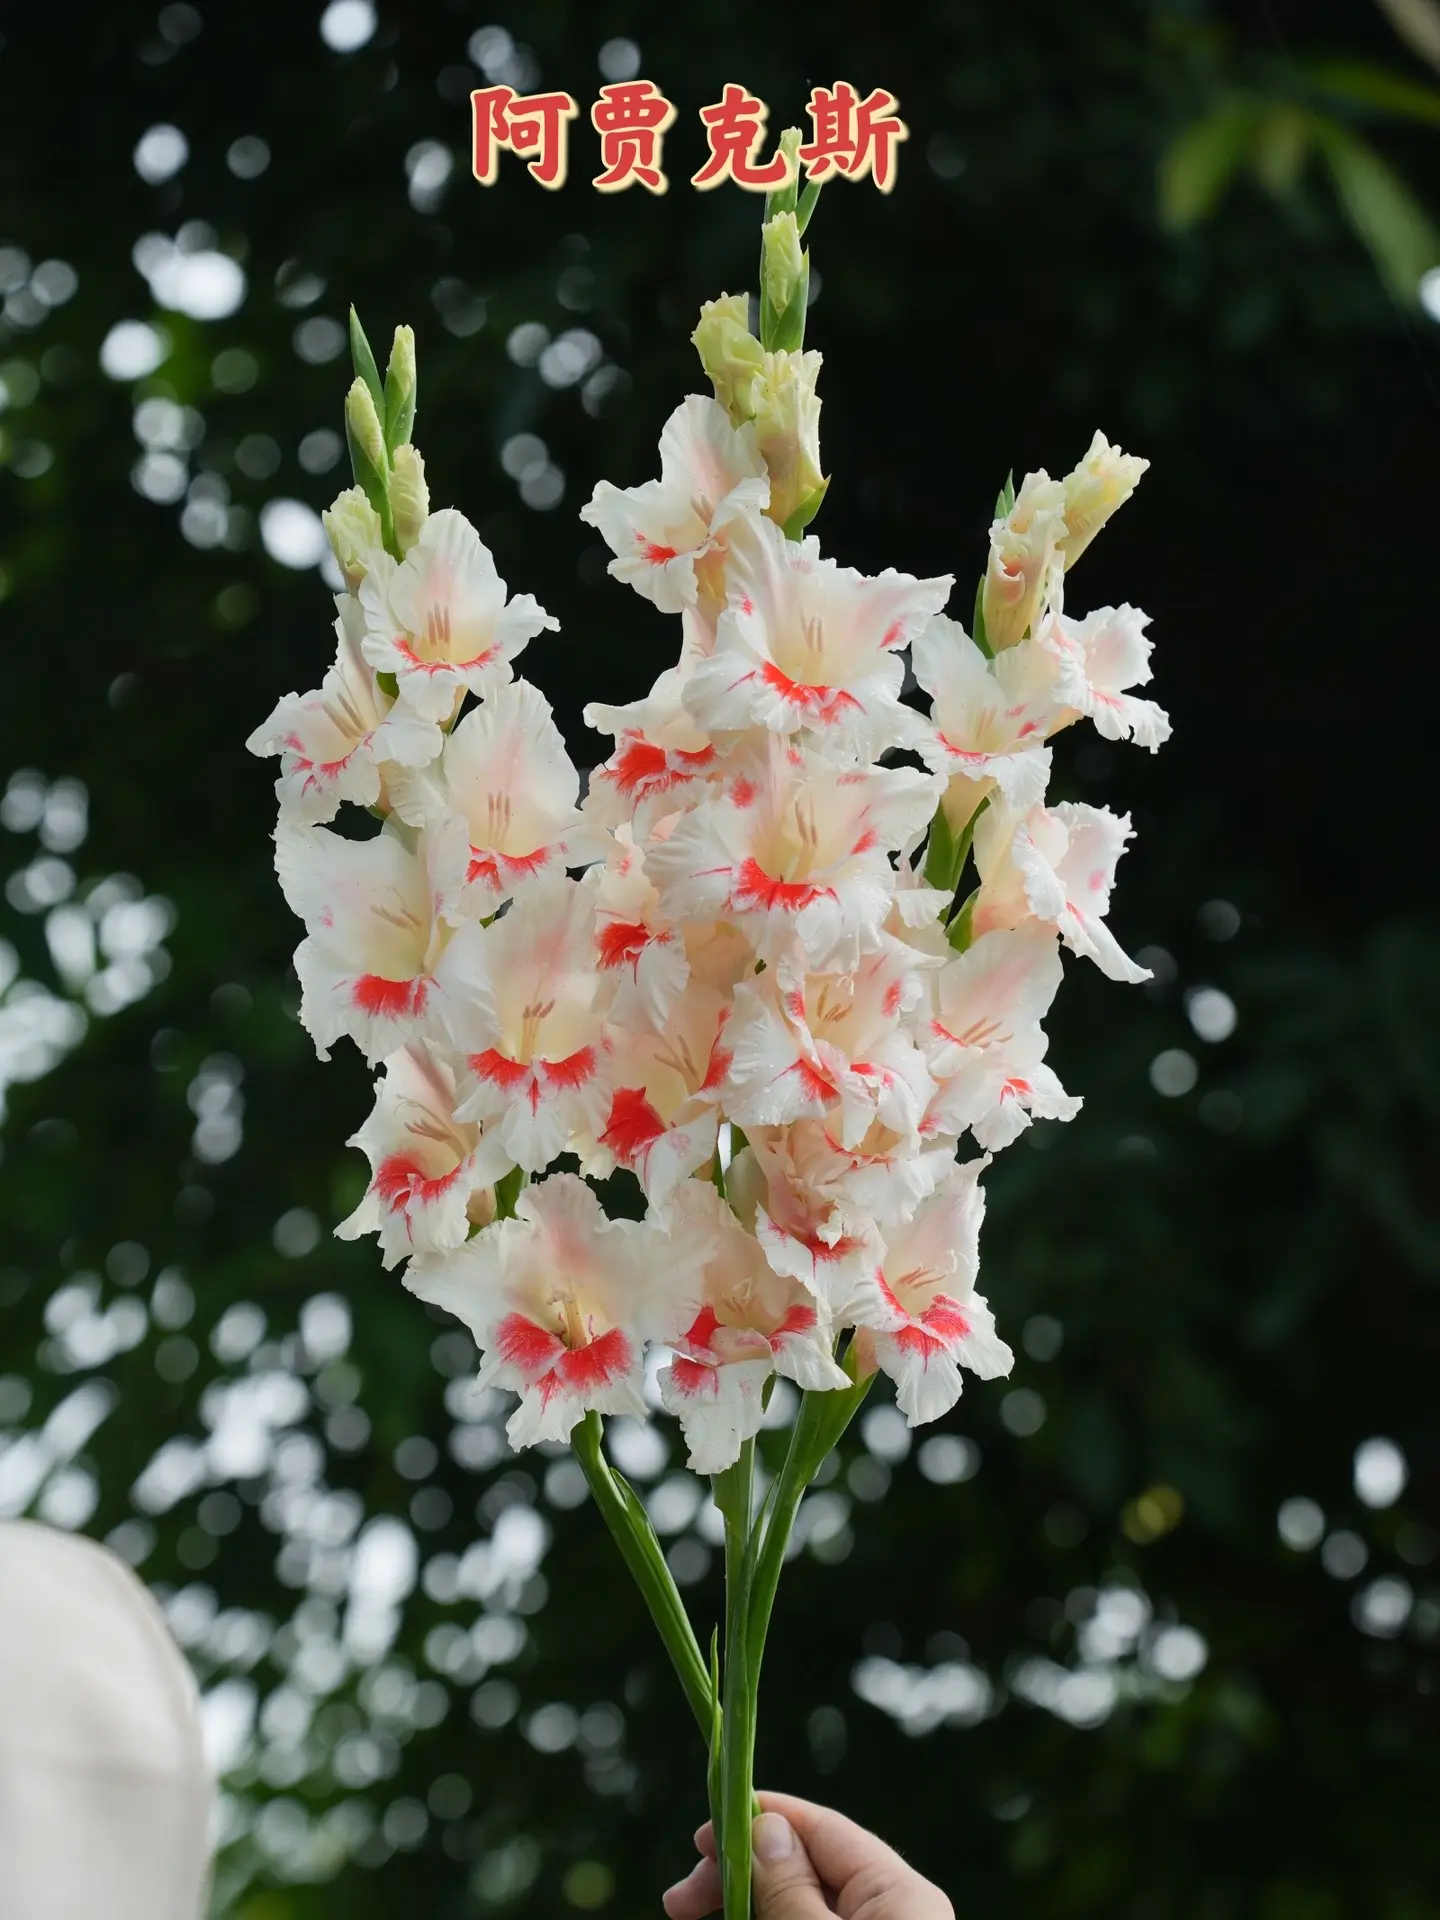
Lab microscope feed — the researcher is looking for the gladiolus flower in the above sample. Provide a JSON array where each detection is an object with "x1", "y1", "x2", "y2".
[
  {"x1": 922, "y1": 928, "x2": 1081, "y2": 1150},
  {"x1": 445, "y1": 877, "x2": 612, "y2": 1171},
  {"x1": 981, "y1": 471, "x2": 1066, "y2": 652},
  {"x1": 360, "y1": 509, "x2": 558, "y2": 721},
  {"x1": 274, "y1": 813, "x2": 470, "y2": 1063},
  {"x1": 580, "y1": 396, "x2": 769, "y2": 617},
  {"x1": 658, "y1": 1182, "x2": 848, "y2": 1472},
  {"x1": 247, "y1": 595, "x2": 442, "y2": 823},
  {"x1": 850, "y1": 1161, "x2": 1013, "y2": 1425},
  {"x1": 911, "y1": 615, "x2": 1055, "y2": 829},
  {"x1": 388, "y1": 680, "x2": 609, "y2": 915},
  {"x1": 406, "y1": 1174, "x2": 696, "y2": 1447},
  {"x1": 725, "y1": 938, "x2": 934, "y2": 1148},
  {"x1": 1036, "y1": 603, "x2": 1171, "y2": 750},
  {"x1": 337, "y1": 1042, "x2": 510, "y2": 1266},
  {"x1": 583, "y1": 982, "x2": 730, "y2": 1206},
  {"x1": 646, "y1": 737, "x2": 940, "y2": 972},
  {"x1": 1058, "y1": 431, "x2": 1148, "y2": 568},
  {"x1": 683, "y1": 512, "x2": 950, "y2": 755},
  {"x1": 973, "y1": 800, "x2": 1150, "y2": 984}
]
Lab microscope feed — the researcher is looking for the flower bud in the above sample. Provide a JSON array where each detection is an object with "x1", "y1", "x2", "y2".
[
  {"x1": 693, "y1": 292, "x2": 766, "y2": 422},
  {"x1": 389, "y1": 443, "x2": 429, "y2": 553},
  {"x1": 1058, "y1": 431, "x2": 1149, "y2": 568},
  {"x1": 384, "y1": 324, "x2": 417, "y2": 455},
  {"x1": 344, "y1": 374, "x2": 389, "y2": 513},
  {"x1": 321, "y1": 485, "x2": 383, "y2": 589},
  {"x1": 751, "y1": 348, "x2": 827, "y2": 533},
  {"x1": 981, "y1": 471, "x2": 1066, "y2": 651},
  {"x1": 760, "y1": 210, "x2": 807, "y2": 352}
]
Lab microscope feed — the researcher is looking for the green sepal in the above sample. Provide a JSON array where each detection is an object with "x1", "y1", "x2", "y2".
[
  {"x1": 971, "y1": 576, "x2": 994, "y2": 659},
  {"x1": 375, "y1": 670, "x2": 399, "y2": 699},
  {"x1": 384, "y1": 325, "x2": 417, "y2": 456},
  {"x1": 764, "y1": 262, "x2": 809, "y2": 354},
  {"x1": 947, "y1": 887, "x2": 980, "y2": 952},
  {"x1": 781, "y1": 476, "x2": 829, "y2": 541},
  {"x1": 494, "y1": 1166, "x2": 527, "y2": 1220},
  {"x1": 795, "y1": 173, "x2": 823, "y2": 235},
  {"x1": 923, "y1": 805, "x2": 961, "y2": 895},
  {"x1": 763, "y1": 128, "x2": 803, "y2": 220},
  {"x1": 995, "y1": 470, "x2": 1016, "y2": 520},
  {"x1": 348, "y1": 306, "x2": 386, "y2": 415}
]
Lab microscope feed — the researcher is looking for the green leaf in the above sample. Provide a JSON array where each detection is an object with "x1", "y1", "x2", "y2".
[
  {"x1": 1307, "y1": 58, "x2": 1440, "y2": 127},
  {"x1": 1158, "y1": 99, "x2": 1257, "y2": 231},
  {"x1": 923, "y1": 805, "x2": 960, "y2": 894},
  {"x1": 1315, "y1": 121, "x2": 1440, "y2": 302},
  {"x1": 1251, "y1": 103, "x2": 1311, "y2": 202},
  {"x1": 994, "y1": 471, "x2": 1016, "y2": 520},
  {"x1": 348, "y1": 306, "x2": 386, "y2": 414}
]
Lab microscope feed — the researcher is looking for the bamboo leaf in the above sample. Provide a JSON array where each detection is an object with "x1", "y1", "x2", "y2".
[
  {"x1": 1315, "y1": 120, "x2": 1440, "y2": 300},
  {"x1": 1158, "y1": 99, "x2": 1257, "y2": 231},
  {"x1": 1308, "y1": 57, "x2": 1440, "y2": 125}
]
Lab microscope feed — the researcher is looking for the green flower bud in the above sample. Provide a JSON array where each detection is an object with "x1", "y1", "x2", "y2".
[
  {"x1": 692, "y1": 292, "x2": 766, "y2": 423},
  {"x1": 345, "y1": 375, "x2": 388, "y2": 496},
  {"x1": 752, "y1": 348, "x2": 827, "y2": 531},
  {"x1": 384, "y1": 324, "x2": 417, "y2": 456},
  {"x1": 760, "y1": 211, "x2": 808, "y2": 353},
  {"x1": 389, "y1": 443, "x2": 429, "y2": 554},
  {"x1": 322, "y1": 486, "x2": 384, "y2": 590},
  {"x1": 981, "y1": 471, "x2": 1066, "y2": 651}
]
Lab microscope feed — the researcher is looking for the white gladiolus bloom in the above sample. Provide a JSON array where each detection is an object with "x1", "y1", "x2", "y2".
[
  {"x1": 658, "y1": 1182, "x2": 848, "y2": 1472},
  {"x1": 725, "y1": 938, "x2": 934, "y2": 1148},
  {"x1": 591, "y1": 833, "x2": 691, "y2": 1031},
  {"x1": 336, "y1": 1042, "x2": 510, "y2": 1266},
  {"x1": 274, "y1": 813, "x2": 471, "y2": 1063},
  {"x1": 445, "y1": 877, "x2": 613, "y2": 1171},
  {"x1": 1036, "y1": 603, "x2": 1172, "y2": 750},
  {"x1": 388, "y1": 680, "x2": 610, "y2": 914},
  {"x1": 645, "y1": 737, "x2": 941, "y2": 971},
  {"x1": 579, "y1": 394, "x2": 769, "y2": 615},
  {"x1": 682, "y1": 512, "x2": 951, "y2": 754},
  {"x1": 360, "y1": 508, "x2": 558, "y2": 720},
  {"x1": 728, "y1": 1133, "x2": 882, "y2": 1314},
  {"x1": 911, "y1": 616, "x2": 1054, "y2": 825},
  {"x1": 849, "y1": 1160, "x2": 1013, "y2": 1425},
  {"x1": 583, "y1": 667, "x2": 721, "y2": 834},
  {"x1": 973, "y1": 800, "x2": 1150, "y2": 985},
  {"x1": 247, "y1": 596, "x2": 442, "y2": 822},
  {"x1": 406, "y1": 1174, "x2": 696, "y2": 1447},
  {"x1": 922, "y1": 928, "x2": 1081, "y2": 1151},
  {"x1": 581, "y1": 980, "x2": 729, "y2": 1206}
]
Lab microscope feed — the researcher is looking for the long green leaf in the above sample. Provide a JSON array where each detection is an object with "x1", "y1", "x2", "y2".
[
  {"x1": 1158, "y1": 99, "x2": 1257, "y2": 231},
  {"x1": 1316, "y1": 120, "x2": 1440, "y2": 301}
]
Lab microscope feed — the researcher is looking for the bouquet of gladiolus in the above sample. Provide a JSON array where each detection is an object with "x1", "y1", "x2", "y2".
[{"x1": 249, "y1": 148, "x2": 1166, "y2": 1917}]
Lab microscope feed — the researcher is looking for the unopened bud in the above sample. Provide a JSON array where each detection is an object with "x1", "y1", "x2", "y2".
[
  {"x1": 322, "y1": 486, "x2": 383, "y2": 589},
  {"x1": 760, "y1": 210, "x2": 807, "y2": 352},
  {"x1": 1058, "y1": 431, "x2": 1149, "y2": 567},
  {"x1": 389, "y1": 444, "x2": 429, "y2": 553},
  {"x1": 345, "y1": 376, "x2": 388, "y2": 504},
  {"x1": 693, "y1": 292, "x2": 766, "y2": 422},
  {"x1": 384, "y1": 324, "x2": 417, "y2": 455},
  {"x1": 752, "y1": 348, "x2": 827, "y2": 533},
  {"x1": 981, "y1": 471, "x2": 1066, "y2": 651}
]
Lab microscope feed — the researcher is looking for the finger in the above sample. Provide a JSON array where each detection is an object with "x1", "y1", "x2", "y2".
[
  {"x1": 751, "y1": 1810, "x2": 831, "y2": 1918},
  {"x1": 662, "y1": 1854, "x2": 722, "y2": 1920},
  {"x1": 756, "y1": 1792, "x2": 953, "y2": 1918},
  {"x1": 692, "y1": 1821, "x2": 717, "y2": 1861}
]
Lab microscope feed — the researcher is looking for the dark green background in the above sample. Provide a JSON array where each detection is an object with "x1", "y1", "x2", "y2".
[{"x1": 0, "y1": 1, "x2": 1437, "y2": 1914}]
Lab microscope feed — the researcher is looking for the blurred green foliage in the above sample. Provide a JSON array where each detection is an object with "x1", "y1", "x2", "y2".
[{"x1": 0, "y1": 2, "x2": 1436, "y2": 1915}]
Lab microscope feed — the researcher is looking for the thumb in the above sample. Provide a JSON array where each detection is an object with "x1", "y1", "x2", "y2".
[{"x1": 751, "y1": 1811, "x2": 829, "y2": 1918}]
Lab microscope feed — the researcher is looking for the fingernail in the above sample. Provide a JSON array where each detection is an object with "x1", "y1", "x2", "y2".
[{"x1": 753, "y1": 1812, "x2": 796, "y2": 1864}]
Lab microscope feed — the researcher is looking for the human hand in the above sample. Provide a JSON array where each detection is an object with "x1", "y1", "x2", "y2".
[{"x1": 662, "y1": 1790, "x2": 954, "y2": 1919}]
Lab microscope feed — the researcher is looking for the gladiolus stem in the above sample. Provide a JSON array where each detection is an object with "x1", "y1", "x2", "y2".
[
  {"x1": 713, "y1": 1438, "x2": 758, "y2": 1920},
  {"x1": 572, "y1": 1413, "x2": 713, "y2": 1738}
]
